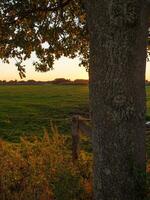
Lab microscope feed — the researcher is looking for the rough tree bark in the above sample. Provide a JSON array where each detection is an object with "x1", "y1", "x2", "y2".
[{"x1": 86, "y1": 0, "x2": 149, "y2": 199}]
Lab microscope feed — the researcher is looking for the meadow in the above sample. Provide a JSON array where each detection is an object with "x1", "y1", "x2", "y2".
[
  {"x1": 1, "y1": 84, "x2": 150, "y2": 199},
  {"x1": 1, "y1": 84, "x2": 150, "y2": 142},
  {"x1": 0, "y1": 84, "x2": 89, "y2": 142}
]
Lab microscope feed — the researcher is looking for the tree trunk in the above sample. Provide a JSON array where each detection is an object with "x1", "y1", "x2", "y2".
[{"x1": 86, "y1": 1, "x2": 149, "y2": 199}]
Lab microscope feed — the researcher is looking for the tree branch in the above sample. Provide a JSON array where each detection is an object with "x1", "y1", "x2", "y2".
[
  {"x1": 5, "y1": 0, "x2": 72, "y2": 25},
  {"x1": 37, "y1": 0, "x2": 72, "y2": 12}
]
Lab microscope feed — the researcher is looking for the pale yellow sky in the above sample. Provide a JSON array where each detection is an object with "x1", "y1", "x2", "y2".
[
  {"x1": 0, "y1": 57, "x2": 150, "y2": 81},
  {"x1": 0, "y1": 57, "x2": 88, "y2": 81},
  {"x1": 146, "y1": 61, "x2": 150, "y2": 80}
]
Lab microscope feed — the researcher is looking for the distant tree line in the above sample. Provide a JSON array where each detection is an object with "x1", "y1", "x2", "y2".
[
  {"x1": 2, "y1": 79, "x2": 150, "y2": 86},
  {"x1": 51, "y1": 78, "x2": 88, "y2": 85},
  {"x1": 0, "y1": 78, "x2": 89, "y2": 85}
]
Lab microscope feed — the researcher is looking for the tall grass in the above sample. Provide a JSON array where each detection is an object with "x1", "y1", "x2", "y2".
[
  {"x1": 0, "y1": 126, "x2": 92, "y2": 200},
  {"x1": 1, "y1": 125, "x2": 150, "y2": 199}
]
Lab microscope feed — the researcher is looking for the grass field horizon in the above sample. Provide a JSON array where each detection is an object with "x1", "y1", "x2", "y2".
[
  {"x1": 0, "y1": 84, "x2": 89, "y2": 142},
  {"x1": 1, "y1": 84, "x2": 150, "y2": 142}
]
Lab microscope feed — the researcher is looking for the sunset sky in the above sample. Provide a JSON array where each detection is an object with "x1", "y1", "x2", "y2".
[
  {"x1": 0, "y1": 56, "x2": 88, "y2": 81},
  {"x1": 0, "y1": 56, "x2": 150, "y2": 81}
]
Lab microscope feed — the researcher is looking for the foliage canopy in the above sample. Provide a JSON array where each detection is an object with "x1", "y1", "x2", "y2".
[
  {"x1": 0, "y1": 0, "x2": 88, "y2": 77},
  {"x1": 0, "y1": 0, "x2": 150, "y2": 77}
]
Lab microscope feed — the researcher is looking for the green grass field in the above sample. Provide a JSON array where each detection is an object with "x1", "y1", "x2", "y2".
[
  {"x1": 0, "y1": 84, "x2": 89, "y2": 142},
  {"x1": 1, "y1": 85, "x2": 150, "y2": 199},
  {"x1": 1, "y1": 84, "x2": 150, "y2": 142}
]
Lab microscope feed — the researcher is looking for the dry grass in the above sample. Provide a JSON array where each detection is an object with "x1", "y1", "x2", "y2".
[
  {"x1": 1, "y1": 125, "x2": 150, "y2": 199},
  {"x1": 0, "y1": 127, "x2": 92, "y2": 200}
]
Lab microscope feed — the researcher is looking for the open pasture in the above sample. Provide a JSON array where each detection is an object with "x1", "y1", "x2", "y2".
[
  {"x1": 0, "y1": 84, "x2": 89, "y2": 142},
  {"x1": 1, "y1": 84, "x2": 150, "y2": 142}
]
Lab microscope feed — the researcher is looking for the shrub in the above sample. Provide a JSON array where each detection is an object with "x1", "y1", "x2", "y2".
[{"x1": 0, "y1": 128, "x2": 92, "y2": 200}]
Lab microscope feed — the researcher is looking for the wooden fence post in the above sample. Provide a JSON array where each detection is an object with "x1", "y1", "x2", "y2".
[
  {"x1": 77, "y1": 115, "x2": 92, "y2": 137},
  {"x1": 72, "y1": 115, "x2": 80, "y2": 161}
]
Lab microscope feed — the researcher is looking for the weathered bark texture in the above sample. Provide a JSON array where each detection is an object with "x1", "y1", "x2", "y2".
[{"x1": 86, "y1": 1, "x2": 149, "y2": 199}]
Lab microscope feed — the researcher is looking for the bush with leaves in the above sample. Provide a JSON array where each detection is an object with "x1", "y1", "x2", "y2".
[{"x1": 0, "y1": 127, "x2": 92, "y2": 200}]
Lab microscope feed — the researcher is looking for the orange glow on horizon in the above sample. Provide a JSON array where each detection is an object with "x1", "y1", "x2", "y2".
[
  {"x1": 0, "y1": 57, "x2": 88, "y2": 81},
  {"x1": 0, "y1": 57, "x2": 150, "y2": 81}
]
